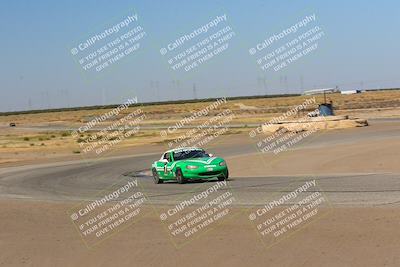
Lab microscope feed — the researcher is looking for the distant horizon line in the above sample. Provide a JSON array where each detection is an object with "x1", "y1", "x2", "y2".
[{"x1": 1, "y1": 87, "x2": 399, "y2": 116}]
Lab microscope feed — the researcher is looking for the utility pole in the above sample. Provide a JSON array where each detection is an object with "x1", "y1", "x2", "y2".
[
  {"x1": 46, "y1": 91, "x2": 50, "y2": 109},
  {"x1": 284, "y1": 76, "x2": 288, "y2": 94},
  {"x1": 192, "y1": 83, "x2": 197, "y2": 99},
  {"x1": 300, "y1": 75, "x2": 304, "y2": 92},
  {"x1": 155, "y1": 81, "x2": 160, "y2": 101},
  {"x1": 150, "y1": 80, "x2": 160, "y2": 101},
  {"x1": 257, "y1": 76, "x2": 268, "y2": 95}
]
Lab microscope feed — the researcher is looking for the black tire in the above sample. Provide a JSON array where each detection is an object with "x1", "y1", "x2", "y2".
[
  {"x1": 218, "y1": 169, "x2": 229, "y2": 181},
  {"x1": 152, "y1": 168, "x2": 163, "y2": 184},
  {"x1": 176, "y1": 169, "x2": 186, "y2": 184}
]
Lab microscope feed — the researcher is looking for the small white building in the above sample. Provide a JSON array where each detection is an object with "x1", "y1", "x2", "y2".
[{"x1": 341, "y1": 90, "x2": 361, "y2": 95}]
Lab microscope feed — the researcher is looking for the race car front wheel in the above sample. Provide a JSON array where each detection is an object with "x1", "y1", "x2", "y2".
[
  {"x1": 152, "y1": 168, "x2": 163, "y2": 184},
  {"x1": 176, "y1": 169, "x2": 186, "y2": 184},
  {"x1": 218, "y1": 170, "x2": 229, "y2": 181}
]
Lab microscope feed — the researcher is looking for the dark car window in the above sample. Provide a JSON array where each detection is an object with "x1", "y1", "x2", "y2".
[
  {"x1": 163, "y1": 153, "x2": 170, "y2": 162},
  {"x1": 173, "y1": 150, "x2": 209, "y2": 161}
]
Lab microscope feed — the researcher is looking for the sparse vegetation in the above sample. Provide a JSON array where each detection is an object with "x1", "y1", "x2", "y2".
[{"x1": 0, "y1": 90, "x2": 400, "y2": 166}]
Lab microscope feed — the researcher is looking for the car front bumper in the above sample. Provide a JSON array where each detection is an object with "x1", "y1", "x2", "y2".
[{"x1": 183, "y1": 166, "x2": 228, "y2": 179}]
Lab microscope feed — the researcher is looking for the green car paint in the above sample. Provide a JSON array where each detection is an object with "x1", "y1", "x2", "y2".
[{"x1": 151, "y1": 147, "x2": 229, "y2": 184}]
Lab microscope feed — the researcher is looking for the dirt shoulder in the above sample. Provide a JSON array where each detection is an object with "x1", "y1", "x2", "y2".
[
  {"x1": 0, "y1": 199, "x2": 399, "y2": 267},
  {"x1": 1, "y1": 90, "x2": 400, "y2": 168}
]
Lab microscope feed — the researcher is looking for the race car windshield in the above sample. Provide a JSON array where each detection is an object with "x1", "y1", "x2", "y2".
[{"x1": 173, "y1": 150, "x2": 209, "y2": 160}]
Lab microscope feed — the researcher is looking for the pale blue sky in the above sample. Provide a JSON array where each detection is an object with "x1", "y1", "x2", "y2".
[{"x1": 0, "y1": 0, "x2": 399, "y2": 111}]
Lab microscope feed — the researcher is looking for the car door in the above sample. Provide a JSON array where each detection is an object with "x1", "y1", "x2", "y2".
[
  {"x1": 156, "y1": 153, "x2": 168, "y2": 178},
  {"x1": 164, "y1": 152, "x2": 175, "y2": 178}
]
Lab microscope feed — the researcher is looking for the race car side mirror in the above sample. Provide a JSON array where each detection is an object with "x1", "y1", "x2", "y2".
[{"x1": 209, "y1": 154, "x2": 214, "y2": 157}]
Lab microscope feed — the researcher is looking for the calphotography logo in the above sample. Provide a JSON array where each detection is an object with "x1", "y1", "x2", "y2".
[
  {"x1": 69, "y1": 177, "x2": 151, "y2": 248},
  {"x1": 159, "y1": 97, "x2": 235, "y2": 150},
  {"x1": 248, "y1": 180, "x2": 332, "y2": 249},
  {"x1": 70, "y1": 96, "x2": 146, "y2": 160},
  {"x1": 69, "y1": 11, "x2": 146, "y2": 78},
  {"x1": 249, "y1": 14, "x2": 325, "y2": 72},
  {"x1": 160, "y1": 14, "x2": 236, "y2": 73},
  {"x1": 249, "y1": 97, "x2": 329, "y2": 155},
  {"x1": 147, "y1": 180, "x2": 240, "y2": 248}
]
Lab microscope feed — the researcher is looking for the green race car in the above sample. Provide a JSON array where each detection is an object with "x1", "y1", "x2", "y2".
[{"x1": 151, "y1": 147, "x2": 229, "y2": 184}]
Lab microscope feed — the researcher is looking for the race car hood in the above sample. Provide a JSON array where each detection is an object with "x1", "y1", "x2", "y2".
[{"x1": 181, "y1": 157, "x2": 223, "y2": 166}]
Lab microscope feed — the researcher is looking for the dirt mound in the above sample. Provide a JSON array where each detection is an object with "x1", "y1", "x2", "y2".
[{"x1": 262, "y1": 116, "x2": 368, "y2": 133}]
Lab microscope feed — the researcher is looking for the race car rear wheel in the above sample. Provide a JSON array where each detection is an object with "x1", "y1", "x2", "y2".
[
  {"x1": 176, "y1": 169, "x2": 186, "y2": 184},
  {"x1": 152, "y1": 168, "x2": 163, "y2": 184}
]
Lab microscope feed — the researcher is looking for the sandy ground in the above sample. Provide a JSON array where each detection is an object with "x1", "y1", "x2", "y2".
[
  {"x1": 1, "y1": 120, "x2": 400, "y2": 266},
  {"x1": 217, "y1": 119, "x2": 400, "y2": 177},
  {"x1": 1, "y1": 90, "x2": 400, "y2": 167},
  {"x1": 228, "y1": 134, "x2": 400, "y2": 176},
  {"x1": 1, "y1": 201, "x2": 399, "y2": 267}
]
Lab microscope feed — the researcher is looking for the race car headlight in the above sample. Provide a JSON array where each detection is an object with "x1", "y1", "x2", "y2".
[
  {"x1": 219, "y1": 161, "x2": 226, "y2": 166},
  {"x1": 186, "y1": 165, "x2": 199, "y2": 169}
]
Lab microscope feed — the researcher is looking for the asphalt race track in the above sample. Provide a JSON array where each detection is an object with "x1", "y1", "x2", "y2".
[{"x1": 1, "y1": 120, "x2": 399, "y2": 206}]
